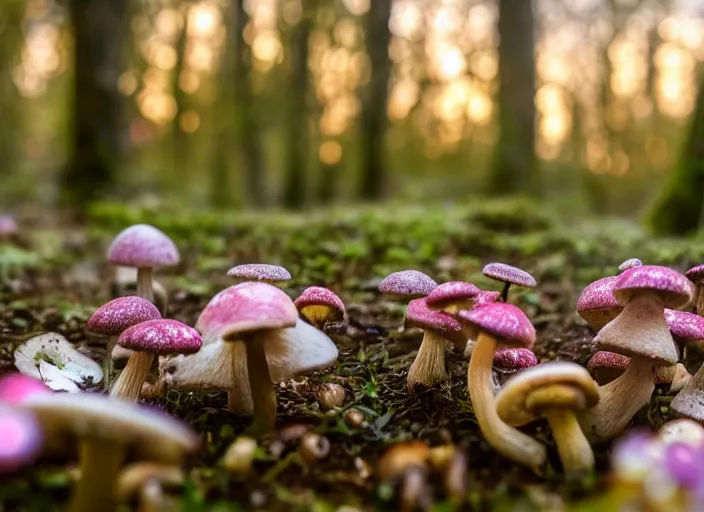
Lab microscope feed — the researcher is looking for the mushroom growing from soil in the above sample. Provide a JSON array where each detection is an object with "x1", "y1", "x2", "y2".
[
  {"x1": 111, "y1": 266, "x2": 169, "y2": 316},
  {"x1": 619, "y1": 258, "x2": 642, "y2": 273},
  {"x1": 378, "y1": 270, "x2": 438, "y2": 299},
  {"x1": 458, "y1": 302, "x2": 546, "y2": 472},
  {"x1": 294, "y1": 286, "x2": 347, "y2": 330},
  {"x1": 227, "y1": 264, "x2": 292, "y2": 285},
  {"x1": 107, "y1": 224, "x2": 179, "y2": 304},
  {"x1": 587, "y1": 351, "x2": 690, "y2": 394},
  {"x1": 425, "y1": 281, "x2": 481, "y2": 314},
  {"x1": 493, "y1": 347, "x2": 538, "y2": 386},
  {"x1": 117, "y1": 462, "x2": 184, "y2": 512},
  {"x1": 576, "y1": 276, "x2": 623, "y2": 331},
  {"x1": 482, "y1": 262, "x2": 536, "y2": 302},
  {"x1": 670, "y1": 310, "x2": 704, "y2": 422},
  {"x1": 0, "y1": 403, "x2": 43, "y2": 474},
  {"x1": 496, "y1": 362, "x2": 599, "y2": 474},
  {"x1": 685, "y1": 264, "x2": 704, "y2": 317},
  {"x1": 110, "y1": 319, "x2": 202, "y2": 402},
  {"x1": 376, "y1": 440, "x2": 432, "y2": 512},
  {"x1": 21, "y1": 392, "x2": 199, "y2": 512},
  {"x1": 403, "y1": 298, "x2": 464, "y2": 390},
  {"x1": 578, "y1": 265, "x2": 693, "y2": 442}
]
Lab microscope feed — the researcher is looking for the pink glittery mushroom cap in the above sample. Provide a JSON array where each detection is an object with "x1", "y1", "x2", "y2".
[
  {"x1": 118, "y1": 319, "x2": 202, "y2": 354},
  {"x1": 493, "y1": 347, "x2": 538, "y2": 371},
  {"x1": 0, "y1": 374, "x2": 51, "y2": 405},
  {"x1": 404, "y1": 298, "x2": 464, "y2": 345},
  {"x1": 87, "y1": 296, "x2": 161, "y2": 335},
  {"x1": 425, "y1": 281, "x2": 481, "y2": 309},
  {"x1": 294, "y1": 287, "x2": 346, "y2": 321},
  {"x1": 0, "y1": 215, "x2": 18, "y2": 237},
  {"x1": 576, "y1": 276, "x2": 623, "y2": 330},
  {"x1": 107, "y1": 224, "x2": 180, "y2": 268},
  {"x1": 458, "y1": 302, "x2": 536, "y2": 348},
  {"x1": 587, "y1": 351, "x2": 629, "y2": 373},
  {"x1": 482, "y1": 263, "x2": 537, "y2": 288},
  {"x1": 614, "y1": 265, "x2": 694, "y2": 310},
  {"x1": 685, "y1": 264, "x2": 704, "y2": 284},
  {"x1": 618, "y1": 258, "x2": 642, "y2": 273},
  {"x1": 196, "y1": 282, "x2": 298, "y2": 342},
  {"x1": 475, "y1": 291, "x2": 501, "y2": 306},
  {"x1": 0, "y1": 404, "x2": 43, "y2": 474},
  {"x1": 665, "y1": 309, "x2": 704, "y2": 344},
  {"x1": 378, "y1": 270, "x2": 438, "y2": 298},
  {"x1": 227, "y1": 264, "x2": 292, "y2": 283}
]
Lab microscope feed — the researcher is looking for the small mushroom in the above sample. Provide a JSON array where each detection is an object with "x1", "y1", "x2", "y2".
[
  {"x1": 665, "y1": 307, "x2": 704, "y2": 367},
  {"x1": 425, "y1": 281, "x2": 481, "y2": 314},
  {"x1": 576, "y1": 276, "x2": 623, "y2": 331},
  {"x1": 586, "y1": 351, "x2": 629, "y2": 385},
  {"x1": 299, "y1": 433, "x2": 331, "y2": 464},
  {"x1": 227, "y1": 264, "x2": 292, "y2": 285},
  {"x1": 404, "y1": 298, "x2": 464, "y2": 390},
  {"x1": 685, "y1": 264, "x2": 704, "y2": 317},
  {"x1": 318, "y1": 383, "x2": 346, "y2": 409},
  {"x1": 458, "y1": 302, "x2": 546, "y2": 472},
  {"x1": 376, "y1": 441, "x2": 432, "y2": 512},
  {"x1": 110, "y1": 319, "x2": 202, "y2": 402},
  {"x1": 223, "y1": 436, "x2": 257, "y2": 476},
  {"x1": 378, "y1": 270, "x2": 438, "y2": 300},
  {"x1": 619, "y1": 258, "x2": 643, "y2": 273},
  {"x1": 0, "y1": 403, "x2": 43, "y2": 474},
  {"x1": 117, "y1": 462, "x2": 184, "y2": 512},
  {"x1": 496, "y1": 362, "x2": 599, "y2": 474},
  {"x1": 493, "y1": 347, "x2": 538, "y2": 386},
  {"x1": 21, "y1": 392, "x2": 199, "y2": 512},
  {"x1": 482, "y1": 262, "x2": 536, "y2": 302},
  {"x1": 0, "y1": 374, "x2": 51, "y2": 404},
  {"x1": 294, "y1": 286, "x2": 347, "y2": 330},
  {"x1": 107, "y1": 224, "x2": 180, "y2": 304},
  {"x1": 579, "y1": 265, "x2": 693, "y2": 442}
]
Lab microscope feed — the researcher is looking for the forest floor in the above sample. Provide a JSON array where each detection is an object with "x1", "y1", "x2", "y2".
[{"x1": 0, "y1": 198, "x2": 702, "y2": 511}]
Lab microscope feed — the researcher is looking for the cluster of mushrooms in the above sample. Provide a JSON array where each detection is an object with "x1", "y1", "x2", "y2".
[{"x1": 4, "y1": 222, "x2": 704, "y2": 510}]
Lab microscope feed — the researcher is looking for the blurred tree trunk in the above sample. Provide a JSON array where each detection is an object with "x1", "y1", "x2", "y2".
[
  {"x1": 647, "y1": 74, "x2": 704, "y2": 236},
  {"x1": 0, "y1": 1, "x2": 23, "y2": 176},
  {"x1": 170, "y1": 15, "x2": 188, "y2": 190},
  {"x1": 61, "y1": 0, "x2": 127, "y2": 209},
  {"x1": 358, "y1": 0, "x2": 392, "y2": 200},
  {"x1": 282, "y1": 1, "x2": 313, "y2": 209},
  {"x1": 489, "y1": 0, "x2": 539, "y2": 196}
]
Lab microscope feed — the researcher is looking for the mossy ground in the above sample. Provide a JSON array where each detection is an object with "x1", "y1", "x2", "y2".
[{"x1": 0, "y1": 199, "x2": 698, "y2": 511}]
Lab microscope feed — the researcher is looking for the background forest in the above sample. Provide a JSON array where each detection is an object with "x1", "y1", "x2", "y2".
[{"x1": 0, "y1": 0, "x2": 703, "y2": 234}]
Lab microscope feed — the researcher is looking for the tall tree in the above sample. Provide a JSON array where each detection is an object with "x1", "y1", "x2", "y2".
[
  {"x1": 489, "y1": 0, "x2": 539, "y2": 196},
  {"x1": 647, "y1": 74, "x2": 704, "y2": 235},
  {"x1": 282, "y1": 1, "x2": 313, "y2": 209},
  {"x1": 61, "y1": 0, "x2": 127, "y2": 209},
  {"x1": 0, "y1": 1, "x2": 23, "y2": 177},
  {"x1": 358, "y1": 0, "x2": 392, "y2": 200}
]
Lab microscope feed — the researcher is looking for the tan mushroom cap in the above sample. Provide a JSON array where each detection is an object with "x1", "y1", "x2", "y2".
[
  {"x1": 496, "y1": 362, "x2": 598, "y2": 427},
  {"x1": 376, "y1": 440, "x2": 431, "y2": 482},
  {"x1": 117, "y1": 462, "x2": 184, "y2": 502}
]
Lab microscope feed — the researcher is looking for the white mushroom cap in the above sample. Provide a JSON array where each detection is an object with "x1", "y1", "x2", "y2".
[
  {"x1": 496, "y1": 362, "x2": 598, "y2": 427},
  {"x1": 266, "y1": 318, "x2": 339, "y2": 380},
  {"x1": 22, "y1": 393, "x2": 199, "y2": 463}
]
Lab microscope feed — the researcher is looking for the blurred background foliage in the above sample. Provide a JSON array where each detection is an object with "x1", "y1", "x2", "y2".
[{"x1": 0, "y1": 0, "x2": 703, "y2": 234}]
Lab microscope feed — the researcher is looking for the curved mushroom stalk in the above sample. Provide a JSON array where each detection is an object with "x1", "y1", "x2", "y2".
[
  {"x1": 136, "y1": 267, "x2": 154, "y2": 304},
  {"x1": 111, "y1": 352, "x2": 154, "y2": 402},
  {"x1": 71, "y1": 438, "x2": 125, "y2": 512},
  {"x1": 407, "y1": 331, "x2": 447, "y2": 390},
  {"x1": 469, "y1": 332, "x2": 546, "y2": 473},
  {"x1": 543, "y1": 409, "x2": 594, "y2": 473}
]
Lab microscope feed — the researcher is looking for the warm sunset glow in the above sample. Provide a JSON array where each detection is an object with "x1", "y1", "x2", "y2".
[{"x1": 319, "y1": 140, "x2": 343, "y2": 164}]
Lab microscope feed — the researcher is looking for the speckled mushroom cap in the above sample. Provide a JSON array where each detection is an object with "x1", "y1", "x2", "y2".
[
  {"x1": 458, "y1": 303, "x2": 536, "y2": 348},
  {"x1": 496, "y1": 362, "x2": 599, "y2": 427},
  {"x1": 0, "y1": 374, "x2": 51, "y2": 405},
  {"x1": 196, "y1": 282, "x2": 298, "y2": 343},
  {"x1": 665, "y1": 309, "x2": 704, "y2": 344},
  {"x1": 0, "y1": 215, "x2": 18, "y2": 237},
  {"x1": 425, "y1": 281, "x2": 481, "y2": 310},
  {"x1": 294, "y1": 287, "x2": 346, "y2": 325},
  {"x1": 376, "y1": 440, "x2": 431, "y2": 481},
  {"x1": 685, "y1": 265, "x2": 704, "y2": 284},
  {"x1": 576, "y1": 276, "x2": 623, "y2": 330},
  {"x1": 108, "y1": 224, "x2": 180, "y2": 268},
  {"x1": 118, "y1": 319, "x2": 202, "y2": 355},
  {"x1": 586, "y1": 351, "x2": 629, "y2": 374},
  {"x1": 613, "y1": 265, "x2": 694, "y2": 310},
  {"x1": 404, "y1": 298, "x2": 465, "y2": 346},
  {"x1": 87, "y1": 297, "x2": 161, "y2": 336},
  {"x1": 21, "y1": 393, "x2": 199, "y2": 463},
  {"x1": 475, "y1": 290, "x2": 501, "y2": 306},
  {"x1": 482, "y1": 263, "x2": 537, "y2": 288},
  {"x1": 227, "y1": 264, "x2": 292, "y2": 283},
  {"x1": 0, "y1": 404, "x2": 43, "y2": 474},
  {"x1": 493, "y1": 348, "x2": 538, "y2": 372},
  {"x1": 618, "y1": 259, "x2": 642, "y2": 273},
  {"x1": 378, "y1": 270, "x2": 438, "y2": 299}
]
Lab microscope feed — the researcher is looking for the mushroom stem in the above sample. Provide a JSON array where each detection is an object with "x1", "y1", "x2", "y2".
[
  {"x1": 70, "y1": 438, "x2": 124, "y2": 512},
  {"x1": 111, "y1": 352, "x2": 154, "y2": 401},
  {"x1": 244, "y1": 335, "x2": 277, "y2": 434},
  {"x1": 468, "y1": 332, "x2": 546, "y2": 473},
  {"x1": 137, "y1": 267, "x2": 154, "y2": 304},
  {"x1": 578, "y1": 358, "x2": 654, "y2": 442},
  {"x1": 500, "y1": 282, "x2": 511, "y2": 302},
  {"x1": 543, "y1": 409, "x2": 594, "y2": 473},
  {"x1": 407, "y1": 331, "x2": 447, "y2": 390}
]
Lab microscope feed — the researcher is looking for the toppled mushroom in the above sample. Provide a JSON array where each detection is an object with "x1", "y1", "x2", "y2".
[
  {"x1": 107, "y1": 224, "x2": 180, "y2": 304},
  {"x1": 378, "y1": 270, "x2": 438, "y2": 300},
  {"x1": 110, "y1": 319, "x2": 202, "y2": 402},
  {"x1": 14, "y1": 332, "x2": 103, "y2": 391},
  {"x1": 493, "y1": 347, "x2": 539, "y2": 386},
  {"x1": 425, "y1": 281, "x2": 481, "y2": 314},
  {"x1": 376, "y1": 440, "x2": 432, "y2": 512},
  {"x1": 294, "y1": 286, "x2": 347, "y2": 330},
  {"x1": 576, "y1": 276, "x2": 623, "y2": 331},
  {"x1": 21, "y1": 392, "x2": 199, "y2": 512},
  {"x1": 619, "y1": 258, "x2": 643, "y2": 273},
  {"x1": 458, "y1": 302, "x2": 546, "y2": 472},
  {"x1": 496, "y1": 362, "x2": 599, "y2": 474},
  {"x1": 117, "y1": 462, "x2": 184, "y2": 512},
  {"x1": 404, "y1": 298, "x2": 464, "y2": 390},
  {"x1": 0, "y1": 403, "x2": 43, "y2": 474},
  {"x1": 685, "y1": 264, "x2": 704, "y2": 317},
  {"x1": 227, "y1": 264, "x2": 292, "y2": 285},
  {"x1": 482, "y1": 262, "x2": 536, "y2": 302},
  {"x1": 579, "y1": 265, "x2": 693, "y2": 442}
]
